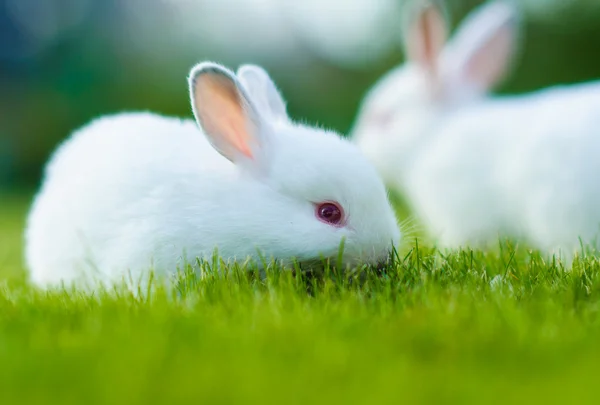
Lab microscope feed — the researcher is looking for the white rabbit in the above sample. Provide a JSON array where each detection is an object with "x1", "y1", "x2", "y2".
[
  {"x1": 352, "y1": 0, "x2": 600, "y2": 257},
  {"x1": 25, "y1": 62, "x2": 400, "y2": 290}
]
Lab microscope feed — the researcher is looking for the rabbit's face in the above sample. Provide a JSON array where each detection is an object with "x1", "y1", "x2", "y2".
[
  {"x1": 189, "y1": 62, "x2": 401, "y2": 269},
  {"x1": 262, "y1": 124, "x2": 401, "y2": 268},
  {"x1": 352, "y1": 64, "x2": 440, "y2": 184}
]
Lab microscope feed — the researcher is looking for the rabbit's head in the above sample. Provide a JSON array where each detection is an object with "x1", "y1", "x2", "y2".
[
  {"x1": 189, "y1": 62, "x2": 400, "y2": 269},
  {"x1": 352, "y1": 0, "x2": 520, "y2": 182}
]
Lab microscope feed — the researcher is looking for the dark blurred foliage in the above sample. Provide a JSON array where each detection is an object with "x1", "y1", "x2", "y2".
[{"x1": 0, "y1": 0, "x2": 599, "y2": 189}]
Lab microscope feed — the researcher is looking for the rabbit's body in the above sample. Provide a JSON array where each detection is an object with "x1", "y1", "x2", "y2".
[
  {"x1": 405, "y1": 82, "x2": 600, "y2": 250},
  {"x1": 26, "y1": 63, "x2": 400, "y2": 289},
  {"x1": 352, "y1": 0, "x2": 600, "y2": 256},
  {"x1": 27, "y1": 113, "x2": 232, "y2": 287}
]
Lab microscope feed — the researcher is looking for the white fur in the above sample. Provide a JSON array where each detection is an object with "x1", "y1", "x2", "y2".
[
  {"x1": 25, "y1": 62, "x2": 400, "y2": 290},
  {"x1": 352, "y1": 0, "x2": 600, "y2": 257}
]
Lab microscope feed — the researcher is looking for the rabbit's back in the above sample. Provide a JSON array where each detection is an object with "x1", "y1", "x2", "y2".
[
  {"x1": 408, "y1": 81, "x2": 600, "y2": 249},
  {"x1": 509, "y1": 82, "x2": 600, "y2": 253},
  {"x1": 44, "y1": 112, "x2": 228, "y2": 182},
  {"x1": 25, "y1": 112, "x2": 233, "y2": 288}
]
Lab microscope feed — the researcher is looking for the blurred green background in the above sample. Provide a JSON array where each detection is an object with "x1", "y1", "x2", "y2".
[{"x1": 1, "y1": 0, "x2": 600, "y2": 190}]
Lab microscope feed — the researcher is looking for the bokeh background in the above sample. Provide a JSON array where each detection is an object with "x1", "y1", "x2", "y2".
[{"x1": 1, "y1": 0, "x2": 600, "y2": 191}]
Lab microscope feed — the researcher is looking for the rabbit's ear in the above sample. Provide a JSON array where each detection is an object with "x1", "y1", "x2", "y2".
[
  {"x1": 237, "y1": 65, "x2": 289, "y2": 124},
  {"x1": 403, "y1": 0, "x2": 449, "y2": 75},
  {"x1": 189, "y1": 62, "x2": 269, "y2": 170},
  {"x1": 442, "y1": 1, "x2": 519, "y2": 92}
]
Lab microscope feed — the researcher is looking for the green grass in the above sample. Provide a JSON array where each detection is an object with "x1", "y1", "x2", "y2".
[{"x1": 2, "y1": 192, "x2": 600, "y2": 404}]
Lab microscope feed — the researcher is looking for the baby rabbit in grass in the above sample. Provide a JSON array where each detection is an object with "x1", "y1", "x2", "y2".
[
  {"x1": 25, "y1": 62, "x2": 400, "y2": 290},
  {"x1": 352, "y1": 0, "x2": 600, "y2": 258}
]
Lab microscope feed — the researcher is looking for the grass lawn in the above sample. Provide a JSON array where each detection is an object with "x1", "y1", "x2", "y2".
[{"x1": 1, "y1": 191, "x2": 600, "y2": 404}]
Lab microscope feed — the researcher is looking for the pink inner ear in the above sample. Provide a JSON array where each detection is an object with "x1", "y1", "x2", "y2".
[
  {"x1": 407, "y1": 4, "x2": 447, "y2": 73},
  {"x1": 465, "y1": 26, "x2": 513, "y2": 90},
  {"x1": 224, "y1": 117, "x2": 253, "y2": 159},
  {"x1": 194, "y1": 74, "x2": 254, "y2": 160},
  {"x1": 420, "y1": 9, "x2": 436, "y2": 65}
]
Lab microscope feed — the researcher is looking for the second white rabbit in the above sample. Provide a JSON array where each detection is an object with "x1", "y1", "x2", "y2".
[{"x1": 352, "y1": 0, "x2": 600, "y2": 257}]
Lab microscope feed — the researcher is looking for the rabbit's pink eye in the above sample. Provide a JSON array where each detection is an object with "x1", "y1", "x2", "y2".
[{"x1": 315, "y1": 202, "x2": 344, "y2": 227}]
